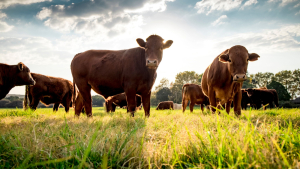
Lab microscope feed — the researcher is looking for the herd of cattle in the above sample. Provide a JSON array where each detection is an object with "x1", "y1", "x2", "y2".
[{"x1": 0, "y1": 35, "x2": 280, "y2": 117}]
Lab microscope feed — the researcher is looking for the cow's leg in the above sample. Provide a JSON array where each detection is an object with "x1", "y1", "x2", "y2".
[
  {"x1": 208, "y1": 88, "x2": 217, "y2": 113},
  {"x1": 141, "y1": 92, "x2": 151, "y2": 117},
  {"x1": 200, "y1": 104, "x2": 204, "y2": 112},
  {"x1": 30, "y1": 97, "x2": 40, "y2": 110},
  {"x1": 75, "y1": 93, "x2": 84, "y2": 116},
  {"x1": 76, "y1": 84, "x2": 92, "y2": 117},
  {"x1": 190, "y1": 101, "x2": 195, "y2": 113},
  {"x1": 125, "y1": 90, "x2": 137, "y2": 117},
  {"x1": 233, "y1": 91, "x2": 242, "y2": 116},
  {"x1": 182, "y1": 100, "x2": 189, "y2": 113},
  {"x1": 226, "y1": 101, "x2": 232, "y2": 114},
  {"x1": 269, "y1": 101, "x2": 273, "y2": 109},
  {"x1": 112, "y1": 104, "x2": 116, "y2": 112},
  {"x1": 53, "y1": 103, "x2": 59, "y2": 112}
]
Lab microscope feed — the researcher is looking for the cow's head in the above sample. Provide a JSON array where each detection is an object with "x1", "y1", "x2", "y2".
[
  {"x1": 219, "y1": 45, "x2": 260, "y2": 83},
  {"x1": 16, "y1": 62, "x2": 35, "y2": 86},
  {"x1": 245, "y1": 88, "x2": 255, "y2": 97},
  {"x1": 137, "y1": 35, "x2": 173, "y2": 69}
]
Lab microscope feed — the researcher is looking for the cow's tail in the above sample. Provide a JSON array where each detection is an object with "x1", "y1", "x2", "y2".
[
  {"x1": 23, "y1": 85, "x2": 30, "y2": 110},
  {"x1": 182, "y1": 84, "x2": 189, "y2": 103},
  {"x1": 274, "y1": 90, "x2": 279, "y2": 108}
]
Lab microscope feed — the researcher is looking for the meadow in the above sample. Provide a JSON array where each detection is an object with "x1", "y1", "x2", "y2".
[{"x1": 0, "y1": 107, "x2": 299, "y2": 168}]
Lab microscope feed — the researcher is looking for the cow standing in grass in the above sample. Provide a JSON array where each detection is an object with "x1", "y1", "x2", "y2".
[
  {"x1": 182, "y1": 84, "x2": 209, "y2": 112},
  {"x1": 245, "y1": 88, "x2": 279, "y2": 110},
  {"x1": 23, "y1": 73, "x2": 74, "y2": 112},
  {"x1": 0, "y1": 62, "x2": 35, "y2": 100},
  {"x1": 71, "y1": 35, "x2": 173, "y2": 117},
  {"x1": 156, "y1": 101, "x2": 174, "y2": 110},
  {"x1": 201, "y1": 45, "x2": 260, "y2": 116}
]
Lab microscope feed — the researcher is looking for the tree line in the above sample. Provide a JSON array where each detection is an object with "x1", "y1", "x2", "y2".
[{"x1": 151, "y1": 69, "x2": 299, "y2": 106}]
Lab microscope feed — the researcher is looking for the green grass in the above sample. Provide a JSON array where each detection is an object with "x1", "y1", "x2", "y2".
[{"x1": 0, "y1": 107, "x2": 300, "y2": 168}]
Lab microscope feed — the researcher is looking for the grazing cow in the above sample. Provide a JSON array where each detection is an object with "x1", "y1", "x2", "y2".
[
  {"x1": 241, "y1": 89, "x2": 252, "y2": 110},
  {"x1": 156, "y1": 101, "x2": 174, "y2": 110},
  {"x1": 245, "y1": 88, "x2": 279, "y2": 109},
  {"x1": 105, "y1": 93, "x2": 142, "y2": 112},
  {"x1": 23, "y1": 73, "x2": 74, "y2": 112},
  {"x1": 0, "y1": 63, "x2": 35, "y2": 100},
  {"x1": 201, "y1": 45, "x2": 260, "y2": 116},
  {"x1": 71, "y1": 35, "x2": 173, "y2": 117},
  {"x1": 182, "y1": 84, "x2": 209, "y2": 112},
  {"x1": 173, "y1": 103, "x2": 182, "y2": 110}
]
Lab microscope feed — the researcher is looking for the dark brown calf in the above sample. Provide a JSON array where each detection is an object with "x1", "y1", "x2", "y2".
[
  {"x1": 0, "y1": 62, "x2": 35, "y2": 100},
  {"x1": 105, "y1": 93, "x2": 142, "y2": 112},
  {"x1": 156, "y1": 101, "x2": 174, "y2": 110},
  {"x1": 182, "y1": 84, "x2": 209, "y2": 112},
  {"x1": 71, "y1": 35, "x2": 173, "y2": 117},
  {"x1": 201, "y1": 45, "x2": 260, "y2": 116},
  {"x1": 23, "y1": 73, "x2": 74, "y2": 112}
]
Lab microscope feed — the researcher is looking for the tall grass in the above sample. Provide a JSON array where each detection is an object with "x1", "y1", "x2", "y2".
[{"x1": 0, "y1": 107, "x2": 299, "y2": 168}]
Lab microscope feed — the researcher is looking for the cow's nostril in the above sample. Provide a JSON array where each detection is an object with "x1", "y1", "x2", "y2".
[
  {"x1": 154, "y1": 60, "x2": 156, "y2": 63},
  {"x1": 147, "y1": 60, "x2": 150, "y2": 63}
]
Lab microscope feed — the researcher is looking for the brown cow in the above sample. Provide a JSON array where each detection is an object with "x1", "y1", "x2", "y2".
[
  {"x1": 71, "y1": 35, "x2": 173, "y2": 117},
  {"x1": 0, "y1": 62, "x2": 35, "y2": 100},
  {"x1": 201, "y1": 45, "x2": 260, "y2": 116},
  {"x1": 241, "y1": 89, "x2": 252, "y2": 110},
  {"x1": 245, "y1": 88, "x2": 279, "y2": 109},
  {"x1": 23, "y1": 73, "x2": 74, "y2": 112},
  {"x1": 156, "y1": 101, "x2": 174, "y2": 110},
  {"x1": 105, "y1": 93, "x2": 142, "y2": 112},
  {"x1": 182, "y1": 84, "x2": 209, "y2": 112}
]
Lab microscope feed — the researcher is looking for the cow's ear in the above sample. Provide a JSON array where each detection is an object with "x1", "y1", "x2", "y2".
[
  {"x1": 18, "y1": 62, "x2": 24, "y2": 71},
  {"x1": 248, "y1": 53, "x2": 260, "y2": 61},
  {"x1": 219, "y1": 49, "x2": 230, "y2": 63},
  {"x1": 136, "y1": 38, "x2": 146, "y2": 48},
  {"x1": 163, "y1": 40, "x2": 173, "y2": 49},
  {"x1": 219, "y1": 54, "x2": 229, "y2": 63}
]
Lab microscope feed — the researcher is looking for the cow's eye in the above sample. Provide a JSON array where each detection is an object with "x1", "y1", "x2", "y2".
[{"x1": 228, "y1": 59, "x2": 231, "y2": 62}]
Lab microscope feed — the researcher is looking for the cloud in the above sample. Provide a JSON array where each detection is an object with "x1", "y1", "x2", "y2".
[
  {"x1": 295, "y1": 10, "x2": 300, "y2": 15},
  {"x1": 0, "y1": 21, "x2": 13, "y2": 32},
  {"x1": 241, "y1": 0, "x2": 258, "y2": 9},
  {"x1": 214, "y1": 24, "x2": 300, "y2": 52},
  {"x1": 294, "y1": 2, "x2": 300, "y2": 8},
  {"x1": 268, "y1": 0, "x2": 296, "y2": 6},
  {"x1": 195, "y1": 0, "x2": 243, "y2": 15},
  {"x1": 36, "y1": 0, "x2": 173, "y2": 38},
  {"x1": 211, "y1": 15, "x2": 227, "y2": 26},
  {"x1": 0, "y1": 0, "x2": 51, "y2": 9},
  {"x1": 0, "y1": 37, "x2": 71, "y2": 65}
]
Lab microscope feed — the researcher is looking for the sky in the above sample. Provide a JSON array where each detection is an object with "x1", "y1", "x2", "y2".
[{"x1": 1, "y1": 0, "x2": 300, "y2": 95}]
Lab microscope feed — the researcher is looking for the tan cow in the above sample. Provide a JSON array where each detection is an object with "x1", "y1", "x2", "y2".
[
  {"x1": 201, "y1": 45, "x2": 260, "y2": 116},
  {"x1": 182, "y1": 84, "x2": 209, "y2": 112}
]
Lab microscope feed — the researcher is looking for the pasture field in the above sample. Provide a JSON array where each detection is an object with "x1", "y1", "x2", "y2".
[{"x1": 0, "y1": 107, "x2": 300, "y2": 168}]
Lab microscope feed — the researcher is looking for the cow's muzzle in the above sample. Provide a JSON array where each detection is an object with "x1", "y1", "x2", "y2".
[
  {"x1": 233, "y1": 74, "x2": 247, "y2": 82},
  {"x1": 146, "y1": 59, "x2": 158, "y2": 69},
  {"x1": 30, "y1": 79, "x2": 36, "y2": 85}
]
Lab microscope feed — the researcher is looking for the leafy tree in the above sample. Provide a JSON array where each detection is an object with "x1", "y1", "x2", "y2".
[
  {"x1": 92, "y1": 95, "x2": 105, "y2": 107},
  {"x1": 291, "y1": 69, "x2": 300, "y2": 99},
  {"x1": 155, "y1": 78, "x2": 170, "y2": 91},
  {"x1": 252, "y1": 72, "x2": 274, "y2": 88},
  {"x1": 5, "y1": 96, "x2": 21, "y2": 102},
  {"x1": 274, "y1": 70, "x2": 294, "y2": 98},
  {"x1": 156, "y1": 87, "x2": 172, "y2": 102},
  {"x1": 267, "y1": 81, "x2": 291, "y2": 101}
]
